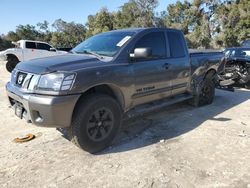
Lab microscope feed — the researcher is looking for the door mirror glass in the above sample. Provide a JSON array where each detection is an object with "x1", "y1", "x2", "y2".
[
  {"x1": 130, "y1": 48, "x2": 152, "y2": 59},
  {"x1": 50, "y1": 48, "x2": 56, "y2": 52}
]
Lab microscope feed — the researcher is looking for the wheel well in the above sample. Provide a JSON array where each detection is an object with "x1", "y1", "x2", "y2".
[
  {"x1": 6, "y1": 54, "x2": 19, "y2": 61},
  {"x1": 76, "y1": 84, "x2": 125, "y2": 110},
  {"x1": 204, "y1": 69, "x2": 216, "y2": 79}
]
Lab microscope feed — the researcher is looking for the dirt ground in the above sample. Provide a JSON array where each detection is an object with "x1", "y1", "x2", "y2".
[{"x1": 0, "y1": 61, "x2": 250, "y2": 188}]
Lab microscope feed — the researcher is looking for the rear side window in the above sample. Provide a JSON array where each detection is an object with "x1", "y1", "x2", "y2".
[
  {"x1": 167, "y1": 31, "x2": 186, "y2": 58},
  {"x1": 26, "y1": 42, "x2": 36, "y2": 49},
  {"x1": 37, "y1": 43, "x2": 51, "y2": 51},
  {"x1": 134, "y1": 32, "x2": 166, "y2": 59}
]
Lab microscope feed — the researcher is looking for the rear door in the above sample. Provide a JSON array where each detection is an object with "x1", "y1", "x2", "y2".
[
  {"x1": 131, "y1": 31, "x2": 173, "y2": 106},
  {"x1": 166, "y1": 30, "x2": 190, "y2": 95},
  {"x1": 23, "y1": 41, "x2": 39, "y2": 60}
]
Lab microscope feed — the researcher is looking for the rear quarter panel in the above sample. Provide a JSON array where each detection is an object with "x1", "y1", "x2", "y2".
[{"x1": 189, "y1": 51, "x2": 223, "y2": 92}]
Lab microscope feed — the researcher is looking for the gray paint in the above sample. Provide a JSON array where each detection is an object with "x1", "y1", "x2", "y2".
[{"x1": 6, "y1": 28, "x2": 223, "y2": 127}]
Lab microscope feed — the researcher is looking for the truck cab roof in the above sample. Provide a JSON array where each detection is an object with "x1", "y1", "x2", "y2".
[
  {"x1": 16, "y1": 39, "x2": 50, "y2": 45},
  {"x1": 104, "y1": 27, "x2": 183, "y2": 34}
]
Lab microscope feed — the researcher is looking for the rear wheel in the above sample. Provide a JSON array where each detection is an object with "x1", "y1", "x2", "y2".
[
  {"x1": 70, "y1": 94, "x2": 122, "y2": 153},
  {"x1": 245, "y1": 82, "x2": 250, "y2": 89},
  {"x1": 191, "y1": 74, "x2": 215, "y2": 107},
  {"x1": 198, "y1": 78, "x2": 215, "y2": 105},
  {"x1": 6, "y1": 55, "x2": 19, "y2": 72}
]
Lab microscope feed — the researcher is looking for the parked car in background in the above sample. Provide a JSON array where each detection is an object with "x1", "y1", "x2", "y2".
[
  {"x1": 241, "y1": 39, "x2": 250, "y2": 47},
  {"x1": 0, "y1": 40, "x2": 68, "y2": 72},
  {"x1": 218, "y1": 47, "x2": 250, "y2": 89}
]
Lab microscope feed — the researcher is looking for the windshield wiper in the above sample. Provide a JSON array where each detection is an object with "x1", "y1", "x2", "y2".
[{"x1": 82, "y1": 50, "x2": 104, "y2": 59}]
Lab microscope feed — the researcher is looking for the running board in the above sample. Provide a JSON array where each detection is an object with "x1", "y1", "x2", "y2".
[{"x1": 124, "y1": 94, "x2": 193, "y2": 119}]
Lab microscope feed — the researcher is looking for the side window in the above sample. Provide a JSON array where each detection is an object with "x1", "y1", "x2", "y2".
[
  {"x1": 37, "y1": 43, "x2": 51, "y2": 51},
  {"x1": 26, "y1": 42, "x2": 36, "y2": 49},
  {"x1": 167, "y1": 31, "x2": 186, "y2": 58},
  {"x1": 134, "y1": 32, "x2": 166, "y2": 59}
]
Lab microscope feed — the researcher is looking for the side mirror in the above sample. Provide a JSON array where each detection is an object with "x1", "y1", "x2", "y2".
[
  {"x1": 130, "y1": 48, "x2": 152, "y2": 59},
  {"x1": 50, "y1": 48, "x2": 56, "y2": 52}
]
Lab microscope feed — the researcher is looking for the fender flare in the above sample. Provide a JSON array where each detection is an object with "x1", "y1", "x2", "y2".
[{"x1": 6, "y1": 53, "x2": 20, "y2": 62}]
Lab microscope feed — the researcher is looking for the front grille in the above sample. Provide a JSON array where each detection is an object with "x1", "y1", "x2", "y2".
[
  {"x1": 16, "y1": 72, "x2": 27, "y2": 87},
  {"x1": 11, "y1": 69, "x2": 40, "y2": 91}
]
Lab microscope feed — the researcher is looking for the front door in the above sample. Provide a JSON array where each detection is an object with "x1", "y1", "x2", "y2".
[
  {"x1": 36, "y1": 43, "x2": 56, "y2": 58},
  {"x1": 131, "y1": 31, "x2": 172, "y2": 106}
]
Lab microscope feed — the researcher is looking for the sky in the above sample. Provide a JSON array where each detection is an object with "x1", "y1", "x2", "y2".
[{"x1": 0, "y1": 0, "x2": 177, "y2": 35}]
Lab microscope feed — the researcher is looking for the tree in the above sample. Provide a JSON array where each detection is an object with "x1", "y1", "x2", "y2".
[
  {"x1": 114, "y1": 0, "x2": 158, "y2": 29},
  {"x1": 113, "y1": 1, "x2": 138, "y2": 29},
  {"x1": 92, "y1": 7, "x2": 114, "y2": 35},
  {"x1": 4, "y1": 31, "x2": 20, "y2": 42},
  {"x1": 37, "y1": 20, "x2": 50, "y2": 33},
  {"x1": 37, "y1": 20, "x2": 51, "y2": 43},
  {"x1": 163, "y1": 0, "x2": 222, "y2": 48},
  {"x1": 4, "y1": 24, "x2": 41, "y2": 42},
  {"x1": 85, "y1": 15, "x2": 96, "y2": 38},
  {"x1": 51, "y1": 19, "x2": 86, "y2": 47},
  {"x1": 215, "y1": 0, "x2": 250, "y2": 47},
  {"x1": 1, "y1": 0, "x2": 249, "y2": 50},
  {"x1": 15, "y1": 24, "x2": 42, "y2": 40},
  {"x1": 85, "y1": 8, "x2": 114, "y2": 37},
  {"x1": 133, "y1": 0, "x2": 159, "y2": 27},
  {"x1": 163, "y1": 1, "x2": 192, "y2": 34},
  {"x1": 0, "y1": 35, "x2": 12, "y2": 51}
]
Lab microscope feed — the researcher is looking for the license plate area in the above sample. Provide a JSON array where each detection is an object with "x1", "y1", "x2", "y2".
[{"x1": 14, "y1": 103, "x2": 24, "y2": 119}]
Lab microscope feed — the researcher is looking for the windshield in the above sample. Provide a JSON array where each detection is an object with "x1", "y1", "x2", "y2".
[{"x1": 72, "y1": 31, "x2": 135, "y2": 57}]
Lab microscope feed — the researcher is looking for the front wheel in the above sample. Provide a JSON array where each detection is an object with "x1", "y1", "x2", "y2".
[
  {"x1": 6, "y1": 56, "x2": 19, "y2": 72},
  {"x1": 70, "y1": 94, "x2": 122, "y2": 153}
]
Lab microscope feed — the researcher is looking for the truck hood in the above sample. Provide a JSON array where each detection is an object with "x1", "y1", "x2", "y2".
[
  {"x1": 16, "y1": 54, "x2": 110, "y2": 74},
  {"x1": 0, "y1": 48, "x2": 16, "y2": 55}
]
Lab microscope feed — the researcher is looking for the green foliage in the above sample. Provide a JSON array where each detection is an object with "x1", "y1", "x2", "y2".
[
  {"x1": 86, "y1": 7, "x2": 114, "y2": 37},
  {"x1": 0, "y1": 0, "x2": 249, "y2": 50},
  {"x1": 214, "y1": 0, "x2": 250, "y2": 47},
  {"x1": 51, "y1": 19, "x2": 86, "y2": 47},
  {"x1": 113, "y1": 0, "x2": 158, "y2": 29},
  {"x1": 163, "y1": 1, "x2": 192, "y2": 34},
  {"x1": 0, "y1": 35, "x2": 13, "y2": 51},
  {"x1": 113, "y1": 1, "x2": 138, "y2": 29}
]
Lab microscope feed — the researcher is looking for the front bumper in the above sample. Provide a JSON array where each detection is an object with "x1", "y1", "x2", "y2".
[{"x1": 6, "y1": 82, "x2": 80, "y2": 128}]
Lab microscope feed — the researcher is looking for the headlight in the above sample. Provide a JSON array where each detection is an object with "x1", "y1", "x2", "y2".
[{"x1": 36, "y1": 72, "x2": 76, "y2": 93}]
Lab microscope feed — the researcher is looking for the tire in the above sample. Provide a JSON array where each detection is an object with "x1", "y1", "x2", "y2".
[
  {"x1": 6, "y1": 56, "x2": 19, "y2": 73},
  {"x1": 70, "y1": 94, "x2": 122, "y2": 153},
  {"x1": 245, "y1": 82, "x2": 250, "y2": 89},
  {"x1": 191, "y1": 75, "x2": 215, "y2": 107}
]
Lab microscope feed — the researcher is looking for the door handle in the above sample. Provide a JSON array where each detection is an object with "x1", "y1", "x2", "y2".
[{"x1": 163, "y1": 63, "x2": 170, "y2": 70}]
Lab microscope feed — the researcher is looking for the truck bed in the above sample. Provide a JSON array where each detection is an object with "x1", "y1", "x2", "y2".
[{"x1": 189, "y1": 49, "x2": 222, "y2": 55}]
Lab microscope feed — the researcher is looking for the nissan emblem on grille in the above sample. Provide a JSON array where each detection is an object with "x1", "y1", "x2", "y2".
[
  {"x1": 18, "y1": 74, "x2": 24, "y2": 84},
  {"x1": 16, "y1": 72, "x2": 27, "y2": 86}
]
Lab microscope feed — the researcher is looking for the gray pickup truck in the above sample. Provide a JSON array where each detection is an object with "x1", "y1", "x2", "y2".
[{"x1": 6, "y1": 28, "x2": 223, "y2": 153}]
